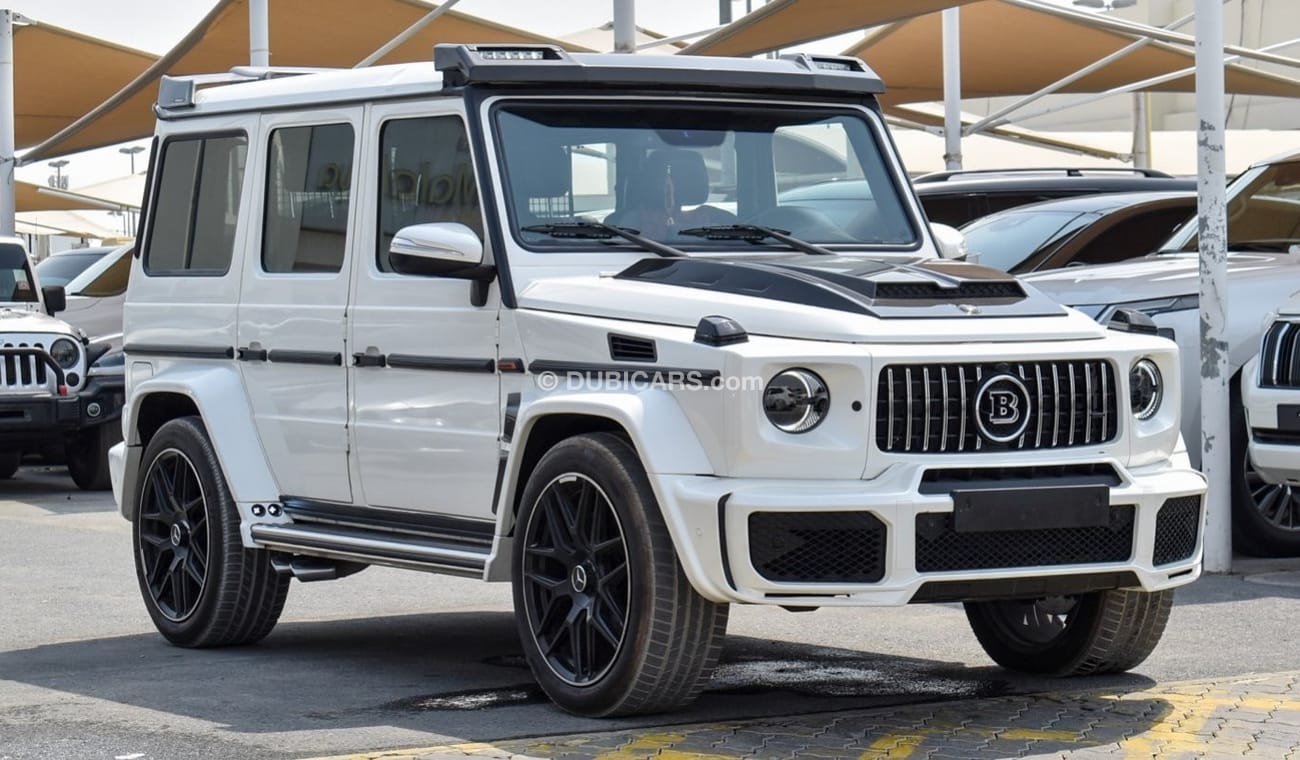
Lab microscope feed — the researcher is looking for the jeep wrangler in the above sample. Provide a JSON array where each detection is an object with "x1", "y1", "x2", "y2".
[{"x1": 112, "y1": 45, "x2": 1207, "y2": 716}]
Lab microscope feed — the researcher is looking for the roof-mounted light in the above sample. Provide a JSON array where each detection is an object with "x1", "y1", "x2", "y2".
[
  {"x1": 779, "y1": 53, "x2": 872, "y2": 75},
  {"x1": 478, "y1": 48, "x2": 549, "y2": 61}
]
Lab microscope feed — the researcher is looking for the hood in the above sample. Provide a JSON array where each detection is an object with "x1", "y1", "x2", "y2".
[
  {"x1": 0, "y1": 306, "x2": 74, "y2": 335},
  {"x1": 1023, "y1": 251, "x2": 1300, "y2": 306},
  {"x1": 517, "y1": 255, "x2": 1108, "y2": 343}
]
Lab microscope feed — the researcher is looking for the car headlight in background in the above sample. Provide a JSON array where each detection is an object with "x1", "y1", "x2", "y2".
[
  {"x1": 1130, "y1": 358, "x2": 1163, "y2": 420},
  {"x1": 49, "y1": 338, "x2": 79, "y2": 369},
  {"x1": 763, "y1": 368, "x2": 830, "y2": 433}
]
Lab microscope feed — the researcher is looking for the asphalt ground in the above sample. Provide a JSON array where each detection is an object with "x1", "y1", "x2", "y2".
[{"x1": 4, "y1": 465, "x2": 1300, "y2": 759}]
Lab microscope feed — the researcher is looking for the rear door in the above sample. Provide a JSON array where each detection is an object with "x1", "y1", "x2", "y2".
[{"x1": 236, "y1": 108, "x2": 362, "y2": 503}]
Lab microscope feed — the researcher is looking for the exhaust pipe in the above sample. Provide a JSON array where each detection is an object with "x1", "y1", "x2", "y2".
[{"x1": 270, "y1": 554, "x2": 367, "y2": 582}]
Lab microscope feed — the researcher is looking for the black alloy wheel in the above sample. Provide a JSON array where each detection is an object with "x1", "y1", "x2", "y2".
[
  {"x1": 520, "y1": 473, "x2": 630, "y2": 686},
  {"x1": 137, "y1": 448, "x2": 210, "y2": 621}
]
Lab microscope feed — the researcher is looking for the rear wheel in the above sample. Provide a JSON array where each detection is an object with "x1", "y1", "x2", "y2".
[
  {"x1": 512, "y1": 432, "x2": 728, "y2": 716},
  {"x1": 133, "y1": 416, "x2": 288, "y2": 647},
  {"x1": 964, "y1": 588, "x2": 1172, "y2": 676},
  {"x1": 66, "y1": 422, "x2": 121, "y2": 491}
]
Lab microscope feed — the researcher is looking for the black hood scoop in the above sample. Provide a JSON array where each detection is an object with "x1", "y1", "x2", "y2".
[{"x1": 615, "y1": 256, "x2": 1066, "y2": 319}]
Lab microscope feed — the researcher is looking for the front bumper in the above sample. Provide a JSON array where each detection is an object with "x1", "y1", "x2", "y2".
[
  {"x1": 652, "y1": 459, "x2": 1206, "y2": 606},
  {"x1": 0, "y1": 374, "x2": 124, "y2": 446},
  {"x1": 1243, "y1": 358, "x2": 1300, "y2": 485}
]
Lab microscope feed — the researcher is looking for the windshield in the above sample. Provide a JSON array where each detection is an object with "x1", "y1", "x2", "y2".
[
  {"x1": 495, "y1": 101, "x2": 919, "y2": 252},
  {"x1": 67, "y1": 245, "x2": 131, "y2": 296},
  {"x1": 1165, "y1": 160, "x2": 1300, "y2": 252},
  {"x1": 961, "y1": 209, "x2": 1093, "y2": 272},
  {"x1": 34, "y1": 251, "x2": 107, "y2": 287},
  {"x1": 0, "y1": 243, "x2": 37, "y2": 303}
]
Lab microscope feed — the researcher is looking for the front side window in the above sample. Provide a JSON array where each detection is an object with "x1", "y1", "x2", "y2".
[
  {"x1": 377, "y1": 116, "x2": 483, "y2": 272},
  {"x1": 263, "y1": 123, "x2": 355, "y2": 274},
  {"x1": 1167, "y1": 160, "x2": 1300, "y2": 253},
  {"x1": 494, "y1": 101, "x2": 918, "y2": 252},
  {"x1": 144, "y1": 134, "x2": 247, "y2": 275},
  {"x1": 68, "y1": 246, "x2": 132, "y2": 297}
]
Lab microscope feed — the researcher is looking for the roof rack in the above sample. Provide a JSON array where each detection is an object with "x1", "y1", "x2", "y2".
[
  {"x1": 913, "y1": 167, "x2": 1176, "y2": 183},
  {"x1": 157, "y1": 66, "x2": 339, "y2": 111}
]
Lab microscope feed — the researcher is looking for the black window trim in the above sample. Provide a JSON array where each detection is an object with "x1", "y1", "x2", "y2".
[
  {"x1": 141, "y1": 129, "x2": 249, "y2": 279},
  {"x1": 260, "y1": 121, "x2": 357, "y2": 277}
]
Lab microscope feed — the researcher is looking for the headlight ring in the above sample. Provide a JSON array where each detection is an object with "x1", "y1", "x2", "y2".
[{"x1": 763, "y1": 368, "x2": 830, "y2": 434}]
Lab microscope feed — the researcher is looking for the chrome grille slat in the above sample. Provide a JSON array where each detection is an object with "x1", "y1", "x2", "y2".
[{"x1": 876, "y1": 360, "x2": 1118, "y2": 454}]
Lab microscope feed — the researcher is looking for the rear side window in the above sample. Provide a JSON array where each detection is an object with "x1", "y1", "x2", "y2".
[
  {"x1": 144, "y1": 134, "x2": 247, "y2": 276},
  {"x1": 263, "y1": 123, "x2": 355, "y2": 274}
]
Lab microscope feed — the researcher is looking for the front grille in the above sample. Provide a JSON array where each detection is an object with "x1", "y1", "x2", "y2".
[
  {"x1": 748, "y1": 511, "x2": 886, "y2": 583},
  {"x1": 876, "y1": 360, "x2": 1118, "y2": 453},
  {"x1": 1260, "y1": 320, "x2": 1300, "y2": 387},
  {"x1": 914, "y1": 505, "x2": 1134, "y2": 572},
  {"x1": 1153, "y1": 496, "x2": 1201, "y2": 566},
  {"x1": 0, "y1": 342, "x2": 49, "y2": 389}
]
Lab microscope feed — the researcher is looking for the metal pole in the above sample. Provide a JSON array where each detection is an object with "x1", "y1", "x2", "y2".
[
  {"x1": 0, "y1": 10, "x2": 15, "y2": 237},
  {"x1": 613, "y1": 0, "x2": 636, "y2": 54},
  {"x1": 1196, "y1": 0, "x2": 1231, "y2": 573},
  {"x1": 1132, "y1": 92, "x2": 1150, "y2": 169},
  {"x1": 249, "y1": 0, "x2": 269, "y2": 67},
  {"x1": 719, "y1": 0, "x2": 732, "y2": 25},
  {"x1": 941, "y1": 8, "x2": 962, "y2": 171},
  {"x1": 355, "y1": 0, "x2": 463, "y2": 67}
]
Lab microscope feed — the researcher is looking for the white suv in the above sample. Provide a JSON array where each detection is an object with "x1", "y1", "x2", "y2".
[{"x1": 112, "y1": 45, "x2": 1206, "y2": 716}]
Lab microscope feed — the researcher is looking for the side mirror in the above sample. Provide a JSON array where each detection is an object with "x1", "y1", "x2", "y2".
[
  {"x1": 930, "y1": 223, "x2": 969, "y2": 261},
  {"x1": 389, "y1": 222, "x2": 487, "y2": 277},
  {"x1": 42, "y1": 285, "x2": 65, "y2": 315}
]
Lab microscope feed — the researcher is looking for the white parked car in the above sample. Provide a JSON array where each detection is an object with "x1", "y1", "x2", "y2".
[
  {"x1": 1243, "y1": 297, "x2": 1300, "y2": 542},
  {"x1": 57, "y1": 242, "x2": 131, "y2": 348},
  {"x1": 1023, "y1": 149, "x2": 1300, "y2": 555},
  {"x1": 112, "y1": 45, "x2": 1205, "y2": 716}
]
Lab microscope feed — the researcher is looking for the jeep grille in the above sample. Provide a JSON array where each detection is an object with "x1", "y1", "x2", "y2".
[
  {"x1": 875, "y1": 360, "x2": 1118, "y2": 453},
  {"x1": 0, "y1": 341, "x2": 51, "y2": 390}
]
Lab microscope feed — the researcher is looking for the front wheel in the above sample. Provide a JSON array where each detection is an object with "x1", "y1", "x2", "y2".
[
  {"x1": 66, "y1": 422, "x2": 122, "y2": 491},
  {"x1": 964, "y1": 588, "x2": 1172, "y2": 676},
  {"x1": 512, "y1": 432, "x2": 728, "y2": 717}
]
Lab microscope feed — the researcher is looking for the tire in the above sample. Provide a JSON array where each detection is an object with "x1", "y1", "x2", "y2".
[
  {"x1": 0, "y1": 451, "x2": 21, "y2": 479},
  {"x1": 66, "y1": 422, "x2": 122, "y2": 491},
  {"x1": 132, "y1": 416, "x2": 288, "y2": 648},
  {"x1": 964, "y1": 588, "x2": 1173, "y2": 676},
  {"x1": 1231, "y1": 382, "x2": 1300, "y2": 556},
  {"x1": 512, "y1": 432, "x2": 729, "y2": 717}
]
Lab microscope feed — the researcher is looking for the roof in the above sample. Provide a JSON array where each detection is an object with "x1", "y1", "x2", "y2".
[
  {"x1": 913, "y1": 172, "x2": 1195, "y2": 195},
  {"x1": 978, "y1": 189, "x2": 1195, "y2": 215},
  {"x1": 847, "y1": 0, "x2": 1300, "y2": 105}
]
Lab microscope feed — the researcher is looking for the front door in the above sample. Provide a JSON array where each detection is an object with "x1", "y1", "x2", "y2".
[
  {"x1": 237, "y1": 108, "x2": 362, "y2": 503},
  {"x1": 347, "y1": 102, "x2": 500, "y2": 519}
]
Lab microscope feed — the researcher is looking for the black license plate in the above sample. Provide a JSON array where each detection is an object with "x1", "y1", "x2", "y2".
[
  {"x1": 1278, "y1": 404, "x2": 1300, "y2": 432},
  {"x1": 952, "y1": 485, "x2": 1110, "y2": 533}
]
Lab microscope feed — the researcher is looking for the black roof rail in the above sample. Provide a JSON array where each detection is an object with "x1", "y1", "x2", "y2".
[{"x1": 914, "y1": 167, "x2": 1176, "y2": 183}]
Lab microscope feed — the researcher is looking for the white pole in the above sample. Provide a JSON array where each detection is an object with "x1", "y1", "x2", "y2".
[
  {"x1": 1132, "y1": 92, "x2": 1150, "y2": 169},
  {"x1": 0, "y1": 10, "x2": 14, "y2": 237},
  {"x1": 613, "y1": 0, "x2": 636, "y2": 54},
  {"x1": 355, "y1": 0, "x2": 464, "y2": 68},
  {"x1": 249, "y1": 0, "x2": 269, "y2": 67},
  {"x1": 1196, "y1": 0, "x2": 1231, "y2": 573},
  {"x1": 941, "y1": 8, "x2": 962, "y2": 171}
]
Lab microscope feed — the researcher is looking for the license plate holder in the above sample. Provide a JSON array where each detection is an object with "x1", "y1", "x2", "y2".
[
  {"x1": 952, "y1": 485, "x2": 1110, "y2": 533},
  {"x1": 1278, "y1": 404, "x2": 1300, "y2": 432}
]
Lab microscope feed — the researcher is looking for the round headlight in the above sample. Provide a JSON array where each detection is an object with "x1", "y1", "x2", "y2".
[
  {"x1": 49, "y1": 339, "x2": 79, "y2": 369},
  {"x1": 1130, "y1": 358, "x2": 1162, "y2": 420},
  {"x1": 763, "y1": 368, "x2": 829, "y2": 433}
]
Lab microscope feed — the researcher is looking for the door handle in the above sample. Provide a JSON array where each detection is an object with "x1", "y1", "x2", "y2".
[
  {"x1": 352, "y1": 352, "x2": 387, "y2": 368},
  {"x1": 237, "y1": 347, "x2": 268, "y2": 361}
]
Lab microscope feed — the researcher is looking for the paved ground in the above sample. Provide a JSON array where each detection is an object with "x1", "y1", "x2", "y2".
[{"x1": 4, "y1": 465, "x2": 1300, "y2": 759}]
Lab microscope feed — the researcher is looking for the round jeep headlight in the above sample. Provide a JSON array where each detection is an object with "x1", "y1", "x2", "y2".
[
  {"x1": 763, "y1": 368, "x2": 829, "y2": 433},
  {"x1": 1130, "y1": 358, "x2": 1162, "y2": 420},
  {"x1": 49, "y1": 338, "x2": 78, "y2": 369}
]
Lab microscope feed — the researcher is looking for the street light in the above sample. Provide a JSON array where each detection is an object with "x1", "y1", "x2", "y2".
[
  {"x1": 47, "y1": 159, "x2": 69, "y2": 190},
  {"x1": 119, "y1": 145, "x2": 145, "y2": 174}
]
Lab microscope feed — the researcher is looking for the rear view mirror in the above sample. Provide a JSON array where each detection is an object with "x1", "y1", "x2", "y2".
[
  {"x1": 931, "y1": 223, "x2": 969, "y2": 261},
  {"x1": 389, "y1": 222, "x2": 487, "y2": 277}
]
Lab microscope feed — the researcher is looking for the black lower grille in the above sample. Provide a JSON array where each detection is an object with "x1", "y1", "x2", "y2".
[
  {"x1": 1153, "y1": 496, "x2": 1201, "y2": 566},
  {"x1": 749, "y1": 511, "x2": 886, "y2": 583},
  {"x1": 915, "y1": 505, "x2": 1134, "y2": 572}
]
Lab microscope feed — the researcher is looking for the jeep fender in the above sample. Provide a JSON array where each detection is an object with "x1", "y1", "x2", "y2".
[{"x1": 123, "y1": 363, "x2": 278, "y2": 516}]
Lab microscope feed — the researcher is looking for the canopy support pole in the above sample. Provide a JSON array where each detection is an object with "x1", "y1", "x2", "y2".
[
  {"x1": 355, "y1": 0, "x2": 463, "y2": 68},
  {"x1": 1196, "y1": 0, "x2": 1231, "y2": 574},
  {"x1": 942, "y1": 8, "x2": 962, "y2": 171},
  {"x1": 613, "y1": 0, "x2": 636, "y2": 53},
  {"x1": 1132, "y1": 92, "x2": 1151, "y2": 169},
  {"x1": 249, "y1": 0, "x2": 269, "y2": 67},
  {"x1": 0, "y1": 10, "x2": 14, "y2": 237}
]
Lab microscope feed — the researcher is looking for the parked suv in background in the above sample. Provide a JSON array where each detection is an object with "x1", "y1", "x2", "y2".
[
  {"x1": 1243, "y1": 296, "x2": 1300, "y2": 544},
  {"x1": 0, "y1": 237, "x2": 123, "y2": 488},
  {"x1": 915, "y1": 168, "x2": 1196, "y2": 227},
  {"x1": 113, "y1": 46, "x2": 1204, "y2": 716}
]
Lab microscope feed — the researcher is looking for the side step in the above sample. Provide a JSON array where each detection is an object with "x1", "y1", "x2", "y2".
[{"x1": 250, "y1": 522, "x2": 490, "y2": 578}]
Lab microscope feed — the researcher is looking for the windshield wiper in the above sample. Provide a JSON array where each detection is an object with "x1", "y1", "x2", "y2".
[
  {"x1": 678, "y1": 224, "x2": 834, "y2": 256},
  {"x1": 521, "y1": 221, "x2": 685, "y2": 258}
]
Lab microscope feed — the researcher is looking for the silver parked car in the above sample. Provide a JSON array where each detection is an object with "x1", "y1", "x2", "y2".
[
  {"x1": 57, "y1": 243, "x2": 130, "y2": 348},
  {"x1": 1024, "y1": 149, "x2": 1300, "y2": 555}
]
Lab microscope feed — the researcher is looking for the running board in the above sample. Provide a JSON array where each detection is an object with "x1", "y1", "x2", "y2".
[{"x1": 250, "y1": 523, "x2": 489, "y2": 578}]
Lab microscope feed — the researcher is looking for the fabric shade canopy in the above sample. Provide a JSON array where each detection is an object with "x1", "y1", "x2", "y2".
[
  {"x1": 22, "y1": 0, "x2": 582, "y2": 161},
  {"x1": 846, "y1": 0, "x2": 1300, "y2": 105},
  {"x1": 15, "y1": 181, "x2": 91, "y2": 213},
  {"x1": 682, "y1": 0, "x2": 978, "y2": 57}
]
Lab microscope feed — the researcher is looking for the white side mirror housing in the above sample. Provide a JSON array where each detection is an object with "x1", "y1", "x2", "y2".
[
  {"x1": 390, "y1": 222, "x2": 484, "y2": 274},
  {"x1": 930, "y1": 223, "x2": 969, "y2": 261}
]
